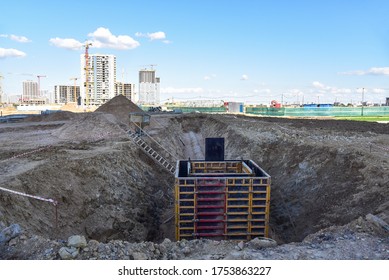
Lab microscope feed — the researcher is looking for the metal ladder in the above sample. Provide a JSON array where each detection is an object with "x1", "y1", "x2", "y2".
[{"x1": 128, "y1": 131, "x2": 176, "y2": 174}]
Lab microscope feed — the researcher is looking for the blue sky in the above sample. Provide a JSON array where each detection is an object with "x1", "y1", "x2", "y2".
[{"x1": 1, "y1": 0, "x2": 389, "y2": 104}]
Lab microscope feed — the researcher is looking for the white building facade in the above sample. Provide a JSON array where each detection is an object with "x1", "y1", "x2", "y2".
[
  {"x1": 22, "y1": 80, "x2": 38, "y2": 101},
  {"x1": 137, "y1": 69, "x2": 160, "y2": 105},
  {"x1": 80, "y1": 54, "x2": 116, "y2": 106}
]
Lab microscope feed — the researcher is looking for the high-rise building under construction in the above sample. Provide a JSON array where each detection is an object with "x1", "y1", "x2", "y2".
[
  {"x1": 80, "y1": 54, "x2": 116, "y2": 106},
  {"x1": 137, "y1": 69, "x2": 160, "y2": 105}
]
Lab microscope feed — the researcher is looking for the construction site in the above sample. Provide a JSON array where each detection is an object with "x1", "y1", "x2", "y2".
[{"x1": 0, "y1": 95, "x2": 388, "y2": 260}]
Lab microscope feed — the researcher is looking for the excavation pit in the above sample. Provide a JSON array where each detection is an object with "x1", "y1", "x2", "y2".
[{"x1": 0, "y1": 112, "x2": 388, "y2": 250}]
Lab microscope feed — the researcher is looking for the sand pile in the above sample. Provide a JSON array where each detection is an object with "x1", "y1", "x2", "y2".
[
  {"x1": 96, "y1": 95, "x2": 143, "y2": 123},
  {"x1": 24, "y1": 111, "x2": 77, "y2": 122},
  {"x1": 52, "y1": 112, "x2": 127, "y2": 141}
]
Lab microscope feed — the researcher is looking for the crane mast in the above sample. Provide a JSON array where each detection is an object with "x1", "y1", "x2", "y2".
[
  {"x1": 36, "y1": 75, "x2": 46, "y2": 99},
  {"x1": 70, "y1": 77, "x2": 79, "y2": 103},
  {"x1": 84, "y1": 42, "x2": 92, "y2": 107}
]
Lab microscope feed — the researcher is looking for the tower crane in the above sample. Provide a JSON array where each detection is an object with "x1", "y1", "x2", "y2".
[
  {"x1": 70, "y1": 77, "x2": 79, "y2": 103},
  {"x1": 84, "y1": 41, "x2": 92, "y2": 107},
  {"x1": 36, "y1": 75, "x2": 46, "y2": 98}
]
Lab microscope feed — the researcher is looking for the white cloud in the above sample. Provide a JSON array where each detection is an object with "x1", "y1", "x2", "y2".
[
  {"x1": 368, "y1": 67, "x2": 389, "y2": 75},
  {"x1": 204, "y1": 74, "x2": 217, "y2": 80},
  {"x1": 312, "y1": 81, "x2": 327, "y2": 89},
  {"x1": 161, "y1": 87, "x2": 205, "y2": 94},
  {"x1": 339, "y1": 67, "x2": 389, "y2": 76},
  {"x1": 49, "y1": 37, "x2": 83, "y2": 50},
  {"x1": 135, "y1": 31, "x2": 169, "y2": 43},
  {"x1": 50, "y1": 27, "x2": 140, "y2": 51},
  {"x1": 0, "y1": 48, "x2": 26, "y2": 58},
  {"x1": 371, "y1": 88, "x2": 385, "y2": 94},
  {"x1": 148, "y1": 31, "x2": 166, "y2": 40},
  {"x1": 241, "y1": 74, "x2": 249, "y2": 80},
  {"x1": 88, "y1": 27, "x2": 140, "y2": 50},
  {"x1": 253, "y1": 89, "x2": 271, "y2": 94},
  {"x1": 9, "y1": 34, "x2": 31, "y2": 43},
  {"x1": 288, "y1": 89, "x2": 304, "y2": 96},
  {"x1": 0, "y1": 34, "x2": 31, "y2": 43},
  {"x1": 312, "y1": 81, "x2": 352, "y2": 94}
]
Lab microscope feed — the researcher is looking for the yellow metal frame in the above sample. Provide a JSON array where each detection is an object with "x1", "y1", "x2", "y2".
[{"x1": 175, "y1": 160, "x2": 271, "y2": 241}]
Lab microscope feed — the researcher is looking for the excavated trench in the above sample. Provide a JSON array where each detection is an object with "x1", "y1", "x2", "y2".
[
  {"x1": 150, "y1": 114, "x2": 389, "y2": 243},
  {"x1": 1, "y1": 113, "x2": 388, "y2": 246}
]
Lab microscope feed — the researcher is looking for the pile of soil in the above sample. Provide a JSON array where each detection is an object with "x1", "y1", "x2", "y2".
[
  {"x1": 51, "y1": 112, "x2": 127, "y2": 141},
  {"x1": 95, "y1": 95, "x2": 144, "y2": 123},
  {"x1": 23, "y1": 111, "x2": 77, "y2": 122}
]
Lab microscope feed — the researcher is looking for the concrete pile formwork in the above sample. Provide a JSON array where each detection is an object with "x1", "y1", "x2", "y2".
[{"x1": 175, "y1": 160, "x2": 271, "y2": 241}]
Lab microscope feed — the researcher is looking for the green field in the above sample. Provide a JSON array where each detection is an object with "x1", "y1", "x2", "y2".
[{"x1": 335, "y1": 116, "x2": 389, "y2": 122}]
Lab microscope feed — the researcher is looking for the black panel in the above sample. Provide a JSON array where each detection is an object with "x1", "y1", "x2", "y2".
[
  {"x1": 178, "y1": 161, "x2": 189, "y2": 177},
  {"x1": 205, "y1": 138, "x2": 225, "y2": 161}
]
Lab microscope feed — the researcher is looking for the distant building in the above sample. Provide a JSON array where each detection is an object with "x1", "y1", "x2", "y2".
[
  {"x1": 22, "y1": 80, "x2": 38, "y2": 101},
  {"x1": 54, "y1": 85, "x2": 80, "y2": 104},
  {"x1": 80, "y1": 54, "x2": 116, "y2": 106},
  {"x1": 137, "y1": 69, "x2": 160, "y2": 105},
  {"x1": 22, "y1": 80, "x2": 45, "y2": 104},
  {"x1": 115, "y1": 82, "x2": 135, "y2": 101},
  {"x1": 386, "y1": 97, "x2": 389, "y2": 106}
]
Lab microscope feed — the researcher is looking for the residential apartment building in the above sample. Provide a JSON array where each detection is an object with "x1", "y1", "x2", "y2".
[
  {"x1": 80, "y1": 54, "x2": 116, "y2": 106},
  {"x1": 115, "y1": 82, "x2": 135, "y2": 101},
  {"x1": 21, "y1": 80, "x2": 45, "y2": 104},
  {"x1": 137, "y1": 69, "x2": 160, "y2": 105},
  {"x1": 54, "y1": 85, "x2": 80, "y2": 104},
  {"x1": 22, "y1": 80, "x2": 38, "y2": 101}
]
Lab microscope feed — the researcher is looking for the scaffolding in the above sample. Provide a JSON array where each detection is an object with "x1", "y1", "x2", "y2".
[{"x1": 175, "y1": 160, "x2": 271, "y2": 241}]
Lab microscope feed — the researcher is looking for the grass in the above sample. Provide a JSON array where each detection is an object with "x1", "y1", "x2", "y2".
[{"x1": 335, "y1": 116, "x2": 389, "y2": 122}]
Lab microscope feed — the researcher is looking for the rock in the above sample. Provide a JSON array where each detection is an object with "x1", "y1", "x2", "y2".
[
  {"x1": 182, "y1": 246, "x2": 191, "y2": 255},
  {"x1": 59, "y1": 247, "x2": 79, "y2": 260},
  {"x1": 162, "y1": 238, "x2": 171, "y2": 246},
  {"x1": 148, "y1": 242, "x2": 155, "y2": 251},
  {"x1": 0, "y1": 211, "x2": 5, "y2": 230},
  {"x1": 0, "y1": 224, "x2": 22, "y2": 245},
  {"x1": 88, "y1": 239, "x2": 100, "y2": 251},
  {"x1": 366, "y1": 214, "x2": 389, "y2": 232},
  {"x1": 132, "y1": 252, "x2": 148, "y2": 260},
  {"x1": 237, "y1": 241, "x2": 245, "y2": 250},
  {"x1": 158, "y1": 244, "x2": 167, "y2": 254},
  {"x1": 247, "y1": 237, "x2": 277, "y2": 249},
  {"x1": 8, "y1": 238, "x2": 18, "y2": 246},
  {"x1": 67, "y1": 235, "x2": 87, "y2": 248}
]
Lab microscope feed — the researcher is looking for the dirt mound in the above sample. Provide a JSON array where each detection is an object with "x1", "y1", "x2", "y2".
[
  {"x1": 96, "y1": 95, "x2": 143, "y2": 123},
  {"x1": 52, "y1": 112, "x2": 127, "y2": 141},
  {"x1": 24, "y1": 111, "x2": 76, "y2": 122}
]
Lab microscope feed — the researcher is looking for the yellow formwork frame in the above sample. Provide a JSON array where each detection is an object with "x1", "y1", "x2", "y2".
[
  {"x1": 174, "y1": 178, "x2": 179, "y2": 241},
  {"x1": 175, "y1": 160, "x2": 271, "y2": 241}
]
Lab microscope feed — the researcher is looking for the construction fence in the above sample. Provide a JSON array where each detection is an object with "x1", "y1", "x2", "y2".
[
  {"x1": 245, "y1": 106, "x2": 389, "y2": 117},
  {"x1": 141, "y1": 105, "x2": 389, "y2": 116}
]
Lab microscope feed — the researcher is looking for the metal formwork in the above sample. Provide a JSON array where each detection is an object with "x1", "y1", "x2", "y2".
[{"x1": 175, "y1": 160, "x2": 271, "y2": 241}]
